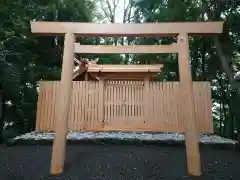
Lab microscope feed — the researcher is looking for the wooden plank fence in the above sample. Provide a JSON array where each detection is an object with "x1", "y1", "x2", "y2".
[{"x1": 35, "y1": 81, "x2": 213, "y2": 132}]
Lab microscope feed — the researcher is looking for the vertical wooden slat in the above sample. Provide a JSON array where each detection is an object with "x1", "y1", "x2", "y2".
[
  {"x1": 86, "y1": 81, "x2": 89, "y2": 129},
  {"x1": 69, "y1": 82, "x2": 73, "y2": 131},
  {"x1": 109, "y1": 81, "x2": 113, "y2": 125},
  {"x1": 68, "y1": 83, "x2": 73, "y2": 130},
  {"x1": 200, "y1": 83, "x2": 205, "y2": 131},
  {"x1": 172, "y1": 82, "x2": 178, "y2": 131},
  {"x1": 49, "y1": 82, "x2": 54, "y2": 131},
  {"x1": 79, "y1": 81, "x2": 83, "y2": 131},
  {"x1": 41, "y1": 82, "x2": 47, "y2": 131},
  {"x1": 119, "y1": 80, "x2": 122, "y2": 125},
  {"x1": 44, "y1": 82, "x2": 49, "y2": 131},
  {"x1": 89, "y1": 82, "x2": 92, "y2": 129},
  {"x1": 81, "y1": 81, "x2": 85, "y2": 130},
  {"x1": 92, "y1": 82, "x2": 98, "y2": 130},
  {"x1": 159, "y1": 82, "x2": 162, "y2": 125},
  {"x1": 176, "y1": 82, "x2": 183, "y2": 131},
  {"x1": 148, "y1": 82, "x2": 152, "y2": 120},
  {"x1": 137, "y1": 81, "x2": 140, "y2": 117},
  {"x1": 153, "y1": 82, "x2": 157, "y2": 125},
  {"x1": 82, "y1": 81, "x2": 86, "y2": 131},
  {"x1": 105, "y1": 81, "x2": 109, "y2": 126},
  {"x1": 90, "y1": 82, "x2": 93, "y2": 130},
  {"x1": 112, "y1": 81, "x2": 115, "y2": 122},
  {"x1": 129, "y1": 81, "x2": 132, "y2": 118},
  {"x1": 51, "y1": 82, "x2": 56, "y2": 131},
  {"x1": 116, "y1": 81, "x2": 120, "y2": 118},
  {"x1": 92, "y1": 82, "x2": 95, "y2": 129},
  {"x1": 84, "y1": 81, "x2": 87, "y2": 130},
  {"x1": 108, "y1": 81, "x2": 111, "y2": 125},
  {"x1": 73, "y1": 82, "x2": 77, "y2": 131},
  {"x1": 52, "y1": 82, "x2": 58, "y2": 131},
  {"x1": 166, "y1": 82, "x2": 170, "y2": 127},
  {"x1": 125, "y1": 81, "x2": 127, "y2": 121},
  {"x1": 74, "y1": 82, "x2": 79, "y2": 131},
  {"x1": 96, "y1": 82, "x2": 99, "y2": 129},
  {"x1": 124, "y1": 81, "x2": 129, "y2": 119},
  {"x1": 93, "y1": 82, "x2": 96, "y2": 129},
  {"x1": 194, "y1": 82, "x2": 200, "y2": 131},
  {"x1": 98, "y1": 79, "x2": 104, "y2": 129},
  {"x1": 136, "y1": 82, "x2": 139, "y2": 117},
  {"x1": 144, "y1": 79, "x2": 150, "y2": 127},
  {"x1": 132, "y1": 81, "x2": 136, "y2": 118},
  {"x1": 140, "y1": 81, "x2": 142, "y2": 118},
  {"x1": 42, "y1": 81, "x2": 47, "y2": 131},
  {"x1": 105, "y1": 81, "x2": 107, "y2": 127},
  {"x1": 136, "y1": 81, "x2": 139, "y2": 117},
  {"x1": 40, "y1": 82, "x2": 45, "y2": 131}
]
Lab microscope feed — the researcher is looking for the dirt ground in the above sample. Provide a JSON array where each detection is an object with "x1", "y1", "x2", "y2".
[{"x1": 0, "y1": 145, "x2": 239, "y2": 180}]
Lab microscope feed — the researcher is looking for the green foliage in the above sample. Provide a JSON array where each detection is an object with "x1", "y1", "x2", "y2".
[
  {"x1": 132, "y1": 0, "x2": 240, "y2": 140},
  {"x1": 0, "y1": 0, "x2": 97, "y2": 142}
]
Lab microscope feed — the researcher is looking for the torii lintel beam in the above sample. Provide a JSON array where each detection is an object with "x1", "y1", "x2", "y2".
[{"x1": 30, "y1": 21, "x2": 223, "y2": 37}]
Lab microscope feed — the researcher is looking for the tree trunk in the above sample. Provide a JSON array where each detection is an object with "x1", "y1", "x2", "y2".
[
  {"x1": 218, "y1": 78, "x2": 230, "y2": 138},
  {"x1": 227, "y1": 103, "x2": 235, "y2": 139},
  {"x1": 222, "y1": 101, "x2": 227, "y2": 137},
  {"x1": 219, "y1": 99, "x2": 223, "y2": 136},
  {"x1": 214, "y1": 37, "x2": 240, "y2": 96}
]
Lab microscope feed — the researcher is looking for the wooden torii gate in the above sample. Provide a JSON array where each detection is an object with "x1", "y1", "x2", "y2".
[{"x1": 30, "y1": 21, "x2": 223, "y2": 176}]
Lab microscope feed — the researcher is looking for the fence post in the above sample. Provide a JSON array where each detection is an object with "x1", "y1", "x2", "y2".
[
  {"x1": 98, "y1": 78, "x2": 105, "y2": 129},
  {"x1": 177, "y1": 33, "x2": 201, "y2": 176},
  {"x1": 50, "y1": 32, "x2": 75, "y2": 175},
  {"x1": 144, "y1": 78, "x2": 150, "y2": 126}
]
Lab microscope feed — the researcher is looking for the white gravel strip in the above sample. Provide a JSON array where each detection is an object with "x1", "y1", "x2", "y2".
[{"x1": 13, "y1": 132, "x2": 237, "y2": 144}]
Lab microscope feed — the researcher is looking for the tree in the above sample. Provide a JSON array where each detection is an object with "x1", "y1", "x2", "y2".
[{"x1": 0, "y1": 0, "x2": 98, "y2": 143}]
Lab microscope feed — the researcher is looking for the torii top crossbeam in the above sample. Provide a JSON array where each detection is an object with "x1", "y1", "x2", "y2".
[{"x1": 31, "y1": 21, "x2": 223, "y2": 37}]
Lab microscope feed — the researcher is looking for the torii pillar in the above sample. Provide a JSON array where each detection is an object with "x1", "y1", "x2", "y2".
[
  {"x1": 50, "y1": 32, "x2": 75, "y2": 174},
  {"x1": 178, "y1": 33, "x2": 201, "y2": 176}
]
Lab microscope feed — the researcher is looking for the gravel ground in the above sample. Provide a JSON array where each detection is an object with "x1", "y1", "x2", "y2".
[
  {"x1": 0, "y1": 145, "x2": 240, "y2": 180},
  {"x1": 13, "y1": 132, "x2": 237, "y2": 144}
]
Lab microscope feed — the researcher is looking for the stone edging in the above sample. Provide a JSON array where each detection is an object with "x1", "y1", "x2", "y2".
[{"x1": 9, "y1": 138, "x2": 240, "y2": 151}]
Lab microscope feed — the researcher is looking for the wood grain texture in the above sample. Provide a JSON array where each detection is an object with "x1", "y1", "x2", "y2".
[
  {"x1": 36, "y1": 81, "x2": 213, "y2": 133},
  {"x1": 50, "y1": 33, "x2": 75, "y2": 175},
  {"x1": 31, "y1": 21, "x2": 223, "y2": 37},
  {"x1": 177, "y1": 33, "x2": 201, "y2": 176},
  {"x1": 74, "y1": 44, "x2": 178, "y2": 54}
]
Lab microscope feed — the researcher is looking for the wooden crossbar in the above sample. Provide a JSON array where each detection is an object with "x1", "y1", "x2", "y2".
[
  {"x1": 30, "y1": 21, "x2": 223, "y2": 37},
  {"x1": 87, "y1": 64, "x2": 163, "y2": 72},
  {"x1": 73, "y1": 64, "x2": 163, "y2": 80},
  {"x1": 74, "y1": 44, "x2": 178, "y2": 54}
]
